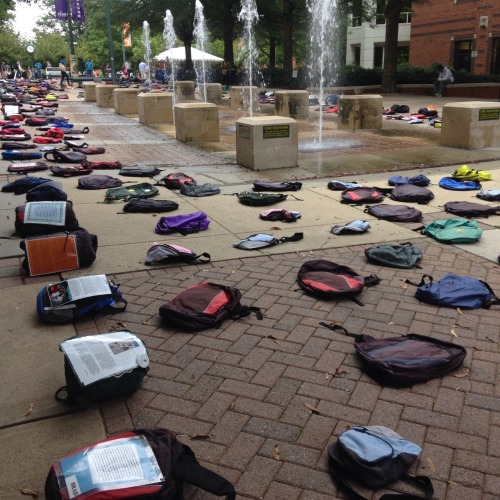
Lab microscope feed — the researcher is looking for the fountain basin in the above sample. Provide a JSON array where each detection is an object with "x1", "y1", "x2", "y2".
[
  {"x1": 275, "y1": 90, "x2": 309, "y2": 120},
  {"x1": 338, "y1": 95, "x2": 383, "y2": 131},
  {"x1": 95, "y1": 85, "x2": 118, "y2": 108},
  {"x1": 174, "y1": 102, "x2": 219, "y2": 142},
  {"x1": 83, "y1": 82, "x2": 97, "y2": 102},
  {"x1": 138, "y1": 93, "x2": 174, "y2": 125},
  {"x1": 230, "y1": 86, "x2": 259, "y2": 111},
  {"x1": 113, "y1": 88, "x2": 142, "y2": 115}
]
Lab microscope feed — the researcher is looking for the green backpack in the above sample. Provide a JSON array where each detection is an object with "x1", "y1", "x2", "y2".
[
  {"x1": 105, "y1": 182, "x2": 159, "y2": 202},
  {"x1": 422, "y1": 218, "x2": 482, "y2": 244},
  {"x1": 365, "y1": 242, "x2": 423, "y2": 268}
]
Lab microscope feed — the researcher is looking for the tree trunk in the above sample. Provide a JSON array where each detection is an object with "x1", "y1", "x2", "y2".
[
  {"x1": 223, "y1": 0, "x2": 235, "y2": 66},
  {"x1": 283, "y1": 0, "x2": 293, "y2": 81},
  {"x1": 380, "y1": 0, "x2": 403, "y2": 93}
]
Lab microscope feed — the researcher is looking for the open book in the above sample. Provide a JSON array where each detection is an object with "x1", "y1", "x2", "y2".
[{"x1": 47, "y1": 274, "x2": 111, "y2": 308}]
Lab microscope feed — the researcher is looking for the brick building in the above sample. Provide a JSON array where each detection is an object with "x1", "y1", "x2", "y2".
[{"x1": 410, "y1": 0, "x2": 500, "y2": 75}]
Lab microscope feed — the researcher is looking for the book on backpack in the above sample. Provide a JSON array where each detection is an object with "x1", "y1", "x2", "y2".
[
  {"x1": 159, "y1": 282, "x2": 263, "y2": 331},
  {"x1": 365, "y1": 242, "x2": 423, "y2": 268},
  {"x1": 297, "y1": 260, "x2": 380, "y2": 306},
  {"x1": 233, "y1": 232, "x2": 303, "y2": 250},
  {"x1": 37, "y1": 274, "x2": 127, "y2": 324},
  {"x1": 20, "y1": 228, "x2": 98, "y2": 276},
  {"x1": 54, "y1": 331, "x2": 149, "y2": 409},
  {"x1": 408, "y1": 273, "x2": 500, "y2": 309},
  {"x1": 252, "y1": 180, "x2": 303, "y2": 191},
  {"x1": 328, "y1": 425, "x2": 434, "y2": 500},
  {"x1": 390, "y1": 184, "x2": 434, "y2": 204},
  {"x1": 364, "y1": 204, "x2": 423, "y2": 222},
  {"x1": 155, "y1": 211, "x2": 210, "y2": 235},
  {"x1": 145, "y1": 243, "x2": 211, "y2": 265},
  {"x1": 422, "y1": 218, "x2": 482, "y2": 243},
  {"x1": 45, "y1": 428, "x2": 236, "y2": 500},
  {"x1": 340, "y1": 186, "x2": 384, "y2": 204},
  {"x1": 444, "y1": 201, "x2": 500, "y2": 218},
  {"x1": 104, "y1": 182, "x2": 159, "y2": 201}
]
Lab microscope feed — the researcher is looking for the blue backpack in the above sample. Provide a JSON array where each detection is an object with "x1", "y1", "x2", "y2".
[
  {"x1": 438, "y1": 177, "x2": 481, "y2": 190},
  {"x1": 410, "y1": 274, "x2": 500, "y2": 309},
  {"x1": 1, "y1": 176, "x2": 51, "y2": 195}
]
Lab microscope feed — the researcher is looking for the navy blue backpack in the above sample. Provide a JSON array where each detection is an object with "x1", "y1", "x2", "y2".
[{"x1": 438, "y1": 177, "x2": 481, "y2": 190}]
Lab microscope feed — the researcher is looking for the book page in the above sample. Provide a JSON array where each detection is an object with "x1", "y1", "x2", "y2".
[
  {"x1": 60, "y1": 331, "x2": 149, "y2": 386},
  {"x1": 24, "y1": 201, "x2": 67, "y2": 226},
  {"x1": 47, "y1": 274, "x2": 111, "y2": 307}
]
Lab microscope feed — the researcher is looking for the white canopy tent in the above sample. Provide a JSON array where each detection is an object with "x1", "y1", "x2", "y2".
[{"x1": 154, "y1": 47, "x2": 223, "y2": 62}]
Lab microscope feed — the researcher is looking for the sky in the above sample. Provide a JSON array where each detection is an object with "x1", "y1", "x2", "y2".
[{"x1": 12, "y1": 2, "x2": 48, "y2": 39}]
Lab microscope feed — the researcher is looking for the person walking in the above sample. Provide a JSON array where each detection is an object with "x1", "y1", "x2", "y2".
[
  {"x1": 434, "y1": 64, "x2": 454, "y2": 97},
  {"x1": 59, "y1": 55, "x2": 71, "y2": 87}
]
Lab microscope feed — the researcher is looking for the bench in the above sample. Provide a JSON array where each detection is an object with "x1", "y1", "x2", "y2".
[
  {"x1": 398, "y1": 83, "x2": 500, "y2": 99},
  {"x1": 71, "y1": 77, "x2": 95, "y2": 88}
]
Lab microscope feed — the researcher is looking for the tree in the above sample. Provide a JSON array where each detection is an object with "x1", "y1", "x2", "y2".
[{"x1": 1, "y1": 0, "x2": 15, "y2": 27}]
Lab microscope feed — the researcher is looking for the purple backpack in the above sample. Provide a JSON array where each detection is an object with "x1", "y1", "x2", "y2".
[{"x1": 154, "y1": 211, "x2": 210, "y2": 235}]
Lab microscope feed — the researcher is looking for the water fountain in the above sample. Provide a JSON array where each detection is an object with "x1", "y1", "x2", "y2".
[
  {"x1": 194, "y1": 0, "x2": 208, "y2": 102},
  {"x1": 142, "y1": 21, "x2": 152, "y2": 91},
  {"x1": 163, "y1": 10, "x2": 177, "y2": 102}
]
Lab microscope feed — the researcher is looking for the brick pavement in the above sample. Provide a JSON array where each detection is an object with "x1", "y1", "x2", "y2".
[{"x1": 76, "y1": 239, "x2": 500, "y2": 499}]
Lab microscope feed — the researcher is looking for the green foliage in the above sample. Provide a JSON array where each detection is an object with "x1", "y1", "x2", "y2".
[
  {"x1": 0, "y1": 0, "x2": 15, "y2": 27},
  {"x1": 336, "y1": 64, "x2": 383, "y2": 86},
  {"x1": 0, "y1": 28, "x2": 26, "y2": 65}
]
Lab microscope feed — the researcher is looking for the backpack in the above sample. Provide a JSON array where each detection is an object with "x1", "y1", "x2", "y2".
[
  {"x1": 438, "y1": 177, "x2": 481, "y2": 191},
  {"x1": 390, "y1": 184, "x2": 434, "y2": 204},
  {"x1": 297, "y1": 260, "x2": 380, "y2": 306},
  {"x1": 2, "y1": 176, "x2": 51, "y2": 195},
  {"x1": 330, "y1": 220, "x2": 371, "y2": 235},
  {"x1": 328, "y1": 425, "x2": 434, "y2": 499},
  {"x1": 105, "y1": 182, "x2": 159, "y2": 201},
  {"x1": 82, "y1": 160, "x2": 122, "y2": 169},
  {"x1": 252, "y1": 180, "x2": 302, "y2": 191},
  {"x1": 1, "y1": 141, "x2": 37, "y2": 150},
  {"x1": 119, "y1": 165, "x2": 162, "y2": 177},
  {"x1": 37, "y1": 274, "x2": 127, "y2": 324},
  {"x1": 233, "y1": 232, "x2": 303, "y2": 250},
  {"x1": 417, "y1": 105, "x2": 438, "y2": 116},
  {"x1": 45, "y1": 428, "x2": 236, "y2": 500},
  {"x1": 364, "y1": 204, "x2": 423, "y2": 222},
  {"x1": 154, "y1": 211, "x2": 210, "y2": 235},
  {"x1": 145, "y1": 243, "x2": 211, "y2": 265},
  {"x1": 123, "y1": 198, "x2": 179, "y2": 213},
  {"x1": 159, "y1": 282, "x2": 263, "y2": 332},
  {"x1": 77, "y1": 174, "x2": 122, "y2": 189},
  {"x1": 44, "y1": 149, "x2": 87, "y2": 163},
  {"x1": 159, "y1": 172, "x2": 195, "y2": 189},
  {"x1": 25, "y1": 116, "x2": 48, "y2": 126},
  {"x1": 15, "y1": 201, "x2": 80, "y2": 237},
  {"x1": 54, "y1": 331, "x2": 148, "y2": 409},
  {"x1": 259, "y1": 208, "x2": 301, "y2": 222},
  {"x1": 452, "y1": 165, "x2": 492, "y2": 181},
  {"x1": 388, "y1": 174, "x2": 430, "y2": 187},
  {"x1": 33, "y1": 136, "x2": 62, "y2": 144},
  {"x1": 391, "y1": 104, "x2": 410, "y2": 113},
  {"x1": 180, "y1": 182, "x2": 221, "y2": 197},
  {"x1": 20, "y1": 228, "x2": 97, "y2": 276},
  {"x1": 476, "y1": 189, "x2": 500, "y2": 201},
  {"x1": 73, "y1": 146, "x2": 105, "y2": 155},
  {"x1": 422, "y1": 218, "x2": 482, "y2": 243},
  {"x1": 236, "y1": 191, "x2": 288, "y2": 206},
  {"x1": 4, "y1": 151, "x2": 43, "y2": 162},
  {"x1": 340, "y1": 187, "x2": 384, "y2": 204},
  {"x1": 327, "y1": 180, "x2": 362, "y2": 190},
  {"x1": 25, "y1": 182, "x2": 67, "y2": 202},
  {"x1": 0, "y1": 132, "x2": 32, "y2": 141},
  {"x1": 7, "y1": 160, "x2": 47, "y2": 172},
  {"x1": 51, "y1": 165, "x2": 94, "y2": 177},
  {"x1": 444, "y1": 201, "x2": 500, "y2": 218},
  {"x1": 365, "y1": 242, "x2": 423, "y2": 268},
  {"x1": 409, "y1": 273, "x2": 500, "y2": 309}
]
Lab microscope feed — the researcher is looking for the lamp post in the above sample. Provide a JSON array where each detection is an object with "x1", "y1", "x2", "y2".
[{"x1": 105, "y1": 0, "x2": 117, "y2": 84}]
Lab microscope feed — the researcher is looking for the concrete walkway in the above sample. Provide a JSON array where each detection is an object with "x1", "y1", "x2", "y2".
[{"x1": 0, "y1": 89, "x2": 499, "y2": 499}]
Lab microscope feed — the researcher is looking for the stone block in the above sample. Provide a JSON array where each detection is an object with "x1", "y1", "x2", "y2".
[
  {"x1": 275, "y1": 90, "x2": 309, "y2": 119},
  {"x1": 95, "y1": 84, "x2": 118, "y2": 108},
  {"x1": 174, "y1": 103, "x2": 220, "y2": 142},
  {"x1": 113, "y1": 88, "x2": 141, "y2": 115},
  {"x1": 440, "y1": 101, "x2": 500, "y2": 149},
  {"x1": 83, "y1": 82, "x2": 97, "y2": 102},
  {"x1": 174, "y1": 81, "x2": 196, "y2": 101},
  {"x1": 138, "y1": 93, "x2": 174, "y2": 125},
  {"x1": 236, "y1": 116, "x2": 298, "y2": 170},
  {"x1": 231, "y1": 86, "x2": 259, "y2": 111},
  {"x1": 199, "y1": 83, "x2": 223, "y2": 104},
  {"x1": 338, "y1": 94, "x2": 383, "y2": 130}
]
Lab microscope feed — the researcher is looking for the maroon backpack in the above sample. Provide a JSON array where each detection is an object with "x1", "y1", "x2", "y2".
[
  {"x1": 159, "y1": 172, "x2": 195, "y2": 189},
  {"x1": 364, "y1": 204, "x2": 423, "y2": 222},
  {"x1": 341, "y1": 187, "x2": 384, "y2": 204}
]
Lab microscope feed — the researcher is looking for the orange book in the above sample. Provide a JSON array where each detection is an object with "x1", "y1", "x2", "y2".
[{"x1": 25, "y1": 234, "x2": 79, "y2": 276}]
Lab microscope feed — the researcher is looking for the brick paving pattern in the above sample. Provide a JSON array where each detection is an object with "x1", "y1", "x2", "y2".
[{"x1": 76, "y1": 239, "x2": 500, "y2": 499}]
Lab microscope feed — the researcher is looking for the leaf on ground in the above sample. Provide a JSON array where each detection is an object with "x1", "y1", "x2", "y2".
[
  {"x1": 20, "y1": 488, "x2": 39, "y2": 497},
  {"x1": 454, "y1": 370, "x2": 470, "y2": 378},
  {"x1": 190, "y1": 434, "x2": 211, "y2": 440},
  {"x1": 450, "y1": 328, "x2": 457, "y2": 337},
  {"x1": 427, "y1": 457, "x2": 437, "y2": 473},
  {"x1": 334, "y1": 367, "x2": 349, "y2": 376},
  {"x1": 270, "y1": 226, "x2": 281, "y2": 230},
  {"x1": 456, "y1": 307, "x2": 463, "y2": 315},
  {"x1": 24, "y1": 402, "x2": 35, "y2": 416},
  {"x1": 304, "y1": 402, "x2": 321, "y2": 414},
  {"x1": 272, "y1": 445, "x2": 281, "y2": 461},
  {"x1": 325, "y1": 372, "x2": 332, "y2": 380},
  {"x1": 266, "y1": 335, "x2": 280, "y2": 344}
]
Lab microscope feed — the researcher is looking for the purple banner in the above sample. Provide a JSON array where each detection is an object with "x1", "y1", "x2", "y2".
[
  {"x1": 55, "y1": 0, "x2": 68, "y2": 20},
  {"x1": 71, "y1": 0, "x2": 85, "y2": 22}
]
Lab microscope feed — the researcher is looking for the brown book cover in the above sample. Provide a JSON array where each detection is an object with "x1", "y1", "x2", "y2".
[{"x1": 25, "y1": 234, "x2": 79, "y2": 276}]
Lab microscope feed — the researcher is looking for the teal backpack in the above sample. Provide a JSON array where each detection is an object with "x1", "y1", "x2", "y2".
[{"x1": 422, "y1": 218, "x2": 482, "y2": 243}]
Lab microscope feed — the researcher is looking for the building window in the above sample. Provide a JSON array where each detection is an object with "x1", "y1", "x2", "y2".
[
  {"x1": 491, "y1": 38, "x2": 500, "y2": 75},
  {"x1": 353, "y1": 46, "x2": 361, "y2": 65},
  {"x1": 454, "y1": 40, "x2": 472, "y2": 72},
  {"x1": 374, "y1": 46, "x2": 384, "y2": 67}
]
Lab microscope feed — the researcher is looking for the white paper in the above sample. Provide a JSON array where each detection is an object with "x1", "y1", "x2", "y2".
[
  {"x1": 60, "y1": 331, "x2": 149, "y2": 386},
  {"x1": 24, "y1": 201, "x2": 66, "y2": 226},
  {"x1": 47, "y1": 274, "x2": 111, "y2": 307}
]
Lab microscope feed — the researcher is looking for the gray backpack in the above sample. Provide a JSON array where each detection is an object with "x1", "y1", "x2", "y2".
[
  {"x1": 365, "y1": 242, "x2": 423, "y2": 269},
  {"x1": 180, "y1": 181, "x2": 221, "y2": 197}
]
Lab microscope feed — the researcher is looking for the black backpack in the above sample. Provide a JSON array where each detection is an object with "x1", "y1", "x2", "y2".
[
  {"x1": 341, "y1": 187, "x2": 384, "y2": 204},
  {"x1": 119, "y1": 165, "x2": 163, "y2": 177},
  {"x1": 391, "y1": 103, "x2": 410, "y2": 113},
  {"x1": 390, "y1": 184, "x2": 434, "y2": 204},
  {"x1": 252, "y1": 180, "x2": 302, "y2": 191},
  {"x1": 365, "y1": 242, "x2": 423, "y2": 268},
  {"x1": 159, "y1": 282, "x2": 263, "y2": 332},
  {"x1": 364, "y1": 204, "x2": 423, "y2": 222},
  {"x1": 123, "y1": 198, "x2": 179, "y2": 213},
  {"x1": 236, "y1": 191, "x2": 288, "y2": 206},
  {"x1": 78, "y1": 175, "x2": 123, "y2": 190},
  {"x1": 45, "y1": 428, "x2": 236, "y2": 500},
  {"x1": 25, "y1": 182, "x2": 67, "y2": 202},
  {"x1": 444, "y1": 201, "x2": 500, "y2": 218},
  {"x1": 159, "y1": 172, "x2": 195, "y2": 189},
  {"x1": 233, "y1": 232, "x2": 303, "y2": 250},
  {"x1": 1, "y1": 176, "x2": 51, "y2": 195},
  {"x1": 44, "y1": 149, "x2": 87, "y2": 163},
  {"x1": 297, "y1": 260, "x2": 380, "y2": 306}
]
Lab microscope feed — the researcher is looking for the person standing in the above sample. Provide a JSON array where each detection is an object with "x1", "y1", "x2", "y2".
[
  {"x1": 0, "y1": 61, "x2": 7, "y2": 79},
  {"x1": 434, "y1": 64, "x2": 454, "y2": 97},
  {"x1": 85, "y1": 59, "x2": 93, "y2": 77},
  {"x1": 139, "y1": 61, "x2": 147, "y2": 80},
  {"x1": 59, "y1": 55, "x2": 71, "y2": 87},
  {"x1": 14, "y1": 60, "x2": 23, "y2": 79},
  {"x1": 34, "y1": 61, "x2": 43, "y2": 79}
]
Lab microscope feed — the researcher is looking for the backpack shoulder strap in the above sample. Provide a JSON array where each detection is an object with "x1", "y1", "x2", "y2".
[{"x1": 279, "y1": 232, "x2": 304, "y2": 243}]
